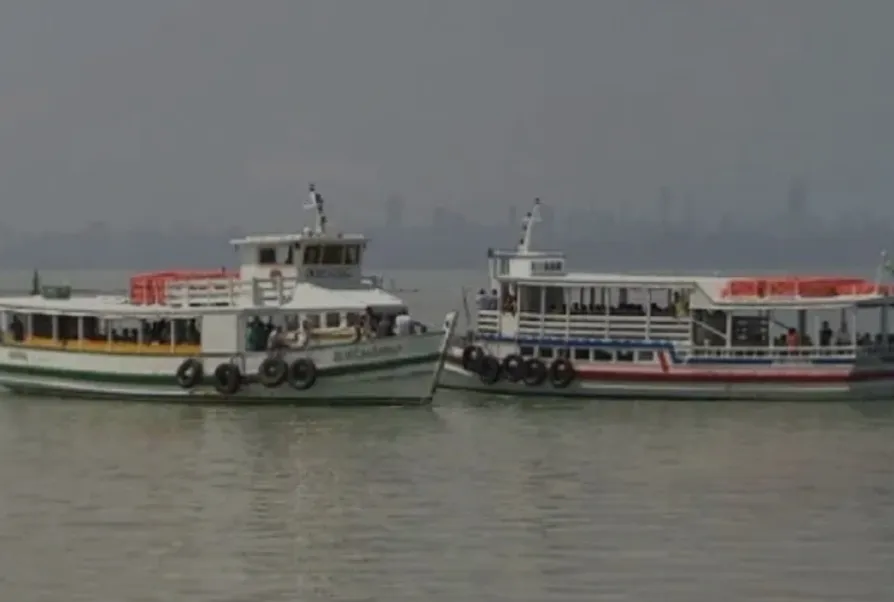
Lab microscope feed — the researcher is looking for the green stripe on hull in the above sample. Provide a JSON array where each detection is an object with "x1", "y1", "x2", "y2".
[
  {"x1": 3, "y1": 383, "x2": 432, "y2": 407},
  {"x1": 0, "y1": 351, "x2": 440, "y2": 386}
]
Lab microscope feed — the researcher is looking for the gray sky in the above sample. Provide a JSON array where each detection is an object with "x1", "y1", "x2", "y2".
[{"x1": 2, "y1": 0, "x2": 893, "y2": 232}]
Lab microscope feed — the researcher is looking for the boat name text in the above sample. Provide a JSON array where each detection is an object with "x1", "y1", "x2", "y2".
[{"x1": 333, "y1": 344, "x2": 402, "y2": 363}]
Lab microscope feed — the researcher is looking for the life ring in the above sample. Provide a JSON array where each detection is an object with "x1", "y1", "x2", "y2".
[
  {"x1": 175, "y1": 358, "x2": 204, "y2": 389},
  {"x1": 501, "y1": 354, "x2": 525, "y2": 382},
  {"x1": 287, "y1": 358, "x2": 317, "y2": 390},
  {"x1": 461, "y1": 345, "x2": 484, "y2": 373},
  {"x1": 549, "y1": 358, "x2": 575, "y2": 388},
  {"x1": 478, "y1": 355, "x2": 501, "y2": 385},
  {"x1": 258, "y1": 356, "x2": 287, "y2": 388},
  {"x1": 522, "y1": 358, "x2": 547, "y2": 386},
  {"x1": 213, "y1": 363, "x2": 241, "y2": 395}
]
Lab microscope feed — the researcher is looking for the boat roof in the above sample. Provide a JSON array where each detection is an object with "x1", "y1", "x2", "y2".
[
  {"x1": 504, "y1": 272, "x2": 894, "y2": 308},
  {"x1": 229, "y1": 232, "x2": 367, "y2": 246},
  {"x1": 0, "y1": 282, "x2": 407, "y2": 317},
  {"x1": 280, "y1": 282, "x2": 405, "y2": 311}
]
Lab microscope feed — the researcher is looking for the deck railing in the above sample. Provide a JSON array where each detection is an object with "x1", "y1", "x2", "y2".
[
  {"x1": 474, "y1": 309, "x2": 691, "y2": 341},
  {"x1": 162, "y1": 276, "x2": 298, "y2": 307}
]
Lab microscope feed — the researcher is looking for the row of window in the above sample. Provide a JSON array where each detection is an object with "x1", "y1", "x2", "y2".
[
  {"x1": 257, "y1": 244, "x2": 361, "y2": 267},
  {"x1": 519, "y1": 345, "x2": 655, "y2": 363}
]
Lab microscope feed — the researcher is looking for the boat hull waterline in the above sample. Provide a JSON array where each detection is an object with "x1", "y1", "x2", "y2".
[
  {"x1": 440, "y1": 346, "x2": 894, "y2": 402},
  {"x1": 0, "y1": 320, "x2": 456, "y2": 406}
]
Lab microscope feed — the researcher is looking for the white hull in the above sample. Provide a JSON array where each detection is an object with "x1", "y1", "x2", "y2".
[
  {"x1": 439, "y1": 348, "x2": 894, "y2": 402},
  {"x1": 0, "y1": 325, "x2": 455, "y2": 406}
]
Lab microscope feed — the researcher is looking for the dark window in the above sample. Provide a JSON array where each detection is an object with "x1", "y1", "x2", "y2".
[
  {"x1": 258, "y1": 247, "x2": 277, "y2": 265},
  {"x1": 538, "y1": 347, "x2": 554, "y2": 359},
  {"x1": 321, "y1": 245, "x2": 344, "y2": 265},
  {"x1": 573, "y1": 348, "x2": 590, "y2": 360},
  {"x1": 303, "y1": 246, "x2": 320, "y2": 265},
  {"x1": 638, "y1": 351, "x2": 654, "y2": 362}
]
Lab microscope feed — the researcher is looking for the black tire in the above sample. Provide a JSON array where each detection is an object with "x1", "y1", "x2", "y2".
[
  {"x1": 549, "y1": 358, "x2": 575, "y2": 388},
  {"x1": 175, "y1": 358, "x2": 204, "y2": 389},
  {"x1": 287, "y1": 358, "x2": 317, "y2": 391},
  {"x1": 501, "y1": 354, "x2": 525, "y2": 383},
  {"x1": 522, "y1": 358, "x2": 547, "y2": 386},
  {"x1": 461, "y1": 345, "x2": 484, "y2": 373},
  {"x1": 478, "y1": 355, "x2": 501, "y2": 385},
  {"x1": 258, "y1": 356, "x2": 288, "y2": 388},
  {"x1": 213, "y1": 363, "x2": 241, "y2": 395}
]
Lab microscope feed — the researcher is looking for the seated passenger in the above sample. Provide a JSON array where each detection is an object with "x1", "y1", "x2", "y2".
[{"x1": 819, "y1": 321, "x2": 833, "y2": 346}]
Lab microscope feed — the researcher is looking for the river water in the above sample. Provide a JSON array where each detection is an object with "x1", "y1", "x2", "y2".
[{"x1": 0, "y1": 270, "x2": 893, "y2": 600}]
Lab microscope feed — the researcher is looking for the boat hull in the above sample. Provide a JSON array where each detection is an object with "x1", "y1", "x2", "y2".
[
  {"x1": 439, "y1": 347, "x2": 894, "y2": 402},
  {"x1": 0, "y1": 328, "x2": 453, "y2": 407}
]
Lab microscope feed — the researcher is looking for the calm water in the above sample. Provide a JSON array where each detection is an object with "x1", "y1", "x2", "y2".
[{"x1": 1, "y1": 270, "x2": 893, "y2": 600}]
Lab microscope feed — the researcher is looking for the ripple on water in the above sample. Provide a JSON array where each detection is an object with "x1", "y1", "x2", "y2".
[{"x1": 0, "y1": 399, "x2": 892, "y2": 601}]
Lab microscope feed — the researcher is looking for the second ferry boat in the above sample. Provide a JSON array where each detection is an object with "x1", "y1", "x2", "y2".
[{"x1": 441, "y1": 199, "x2": 894, "y2": 401}]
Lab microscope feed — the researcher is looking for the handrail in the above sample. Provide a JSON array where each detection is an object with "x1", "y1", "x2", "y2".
[{"x1": 691, "y1": 317, "x2": 727, "y2": 341}]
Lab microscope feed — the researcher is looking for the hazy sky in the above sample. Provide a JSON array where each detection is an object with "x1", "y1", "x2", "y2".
[{"x1": 2, "y1": 0, "x2": 893, "y2": 233}]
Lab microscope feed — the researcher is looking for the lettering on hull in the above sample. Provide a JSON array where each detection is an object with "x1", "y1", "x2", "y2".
[{"x1": 333, "y1": 344, "x2": 402, "y2": 363}]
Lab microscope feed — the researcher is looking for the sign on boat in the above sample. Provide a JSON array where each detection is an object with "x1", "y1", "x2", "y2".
[
  {"x1": 0, "y1": 184, "x2": 458, "y2": 406},
  {"x1": 439, "y1": 197, "x2": 894, "y2": 402}
]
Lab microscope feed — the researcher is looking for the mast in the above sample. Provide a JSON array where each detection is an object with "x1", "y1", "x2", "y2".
[
  {"x1": 306, "y1": 183, "x2": 328, "y2": 235},
  {"x1": 518, "y1": 198, "x2": 542, "y2": 253}
]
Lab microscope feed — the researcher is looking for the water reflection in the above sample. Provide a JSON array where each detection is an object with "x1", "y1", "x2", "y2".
[{"x1": 0, "y1": 397, "x2": 892, "y2": 600}]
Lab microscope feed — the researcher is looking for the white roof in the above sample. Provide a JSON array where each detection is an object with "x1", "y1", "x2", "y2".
[
  {"x1": 230, "y1": 232, "x2": 367, "y2": 246},
  {"x1": 281, "y1": 282, "x2": 405, "y2": 311},
  {"x1": 501, "y1": 271, "x2": 894, "y2": 308},
  {"x1": 0, "y1": 281, "x2": 407, "y2": 317}
]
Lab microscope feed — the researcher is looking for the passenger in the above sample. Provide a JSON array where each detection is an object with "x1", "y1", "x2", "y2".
[
  {"x1": 819, "y1": 321, "x2": 833, "y2": 346},
  {"x1": 835, "y1": 322, "x2": 850, "y2": 346},
  {"x1": 393, "y1": 309, "x2": 412, "y2": 336},
  {"x1": 376, "y1": 315, "x2": 392, "y2": 338},
  {"x1": 785, "y1": 328, "x2": 800, "y2": 348},
  {"x1": 475, "y1": 289, "x2": 487, "y2": 310},
  {"x1": 267, "y1": 326, "x2": 287, "y2": 351}
]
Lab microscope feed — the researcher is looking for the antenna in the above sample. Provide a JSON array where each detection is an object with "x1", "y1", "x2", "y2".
[
  {"x1": 517, "y1": 198, "x2": 542, "y2": 253},
  {"x1": 305, "y1": 183, "x2": 328, "y2": 235}
]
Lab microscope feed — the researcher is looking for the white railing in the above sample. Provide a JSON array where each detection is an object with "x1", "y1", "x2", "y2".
[
  {"x1": 474, "y1": 309, "x2": 691, "y2": 341},
  {"x1": 162, "y1": 276, "x2": 299, "y2": 307}
]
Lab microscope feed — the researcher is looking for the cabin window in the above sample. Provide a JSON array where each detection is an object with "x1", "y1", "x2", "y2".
[
  {"x1": 498, "y1": 258, "x2": 509, "y2": 275},
  {"x1": 303, "y1": 245, "x2": 321, "y2": 265},
  {"x1": 285, "y1": 244, "x2": 297, "y2": 265},
  {"x1": 345, "y1": 245, "x2": 360, "y2": 265},
  {"x1": 573, "y1": 348, "x2": 589, "y2": 361},
  {"x1": 324, "y1": 312, "x2": 341, "y2": 328},
  {"x1": 321, "y1": 245, "x2": 344, "y2": 265},
  {"x1": 304, "y1": 313, "x2": 321, "y2": 329},
  {"x1": 258, "y1": 247, "x2": 277, "y2": 265},
  {"x1": 638, "y1": 351, "x2": 654, "y2": 362},
  {"x1": 346, "y1": 312, "x2": 361, "y2": 326},
  {"x1": 616, "y1": 351, "x2": 634, "y2": 362},
  {"x1": 538, "y1": 347, "x2": 554, "y2": 359},
  {"x1": 520, "y1": 345, "x2": 535, "y2": 357}
]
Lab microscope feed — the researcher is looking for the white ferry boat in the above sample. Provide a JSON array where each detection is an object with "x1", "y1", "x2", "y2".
[
  {"x1": 441, "y1": 199, "x2": 894, "y2": 402},
  {"x1": 0, "y1": 185, "x2": 457, "y2": 406}
]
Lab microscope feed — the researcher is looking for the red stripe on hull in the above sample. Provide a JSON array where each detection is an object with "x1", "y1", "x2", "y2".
[{"x1": 574, "y1": 368, "x2": 894, "y2": 383}]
